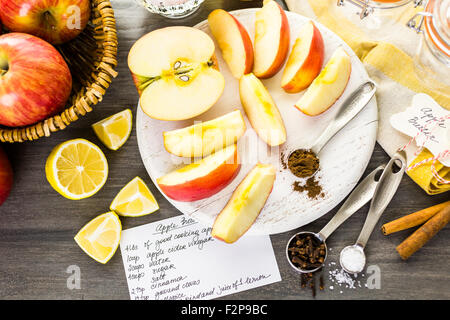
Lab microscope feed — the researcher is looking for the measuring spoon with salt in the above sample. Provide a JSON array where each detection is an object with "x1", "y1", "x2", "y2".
[
  {"x1": 287, "y1": 80, "x2": 377, "y2": 178},
  {"x1": 286, "y1": 165, "x2": 385, "y2": 273},
  {"x1": 340, "y1": 151, "x2": 407, "y2": 274}
]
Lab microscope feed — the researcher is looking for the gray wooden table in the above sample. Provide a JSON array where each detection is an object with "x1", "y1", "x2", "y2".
[{"x1": 0, "y1": 0, "x2": 448, "y2": 300}]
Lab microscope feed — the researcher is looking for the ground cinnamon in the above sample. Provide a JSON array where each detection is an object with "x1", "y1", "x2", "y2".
[
  {"x1": 288, "y1": 149, "x2": 319, "y2": 178},
  {"x1": 382, "y1": 201, "x2": 450, "y2": 235},
  {"x1": 396, "y1": 203, "x2": 450, "y2": 260},
  {"x1": 293, "y1": 177, "x2": 324, "y2": 200}
]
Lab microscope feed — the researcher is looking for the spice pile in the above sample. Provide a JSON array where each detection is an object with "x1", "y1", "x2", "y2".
[
  {"x1": 287, "y1": 149, "x2": 320, "y2": 178},
  {"x1": 293, "y1": 178, "x2": 324, "y2": 199},
  {"x1": 285, "y1": 149, "x2": 324, "y2": 200},
  {"x1": 287, "y1": 233, "x2": 326, "y2": 271}
]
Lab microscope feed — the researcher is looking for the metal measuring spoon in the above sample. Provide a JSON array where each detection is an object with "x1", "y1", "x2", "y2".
[
  {"x1": 340, "y1": 151, "x2": 407, "y2": 274},
  {"x1": 287, "y1": 80, "x2": 377, "y2": 178},
  {"x1": 286, "y1": 165, "x2": 385, "y2": 273}
]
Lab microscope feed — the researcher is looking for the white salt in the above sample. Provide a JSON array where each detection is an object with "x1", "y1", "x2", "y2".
[{"x1": 340, "y1": 246, "x2": 366, "y2": 274}]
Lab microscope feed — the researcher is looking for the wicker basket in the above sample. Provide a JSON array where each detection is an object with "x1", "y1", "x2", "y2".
[{"x1": 0, "y1": 0, "x2": 118, "y2": 143}]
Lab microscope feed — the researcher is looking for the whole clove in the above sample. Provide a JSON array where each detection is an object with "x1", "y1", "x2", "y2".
[{"x1": 287, "y1": 233, "x2": 326, "y2": 271}]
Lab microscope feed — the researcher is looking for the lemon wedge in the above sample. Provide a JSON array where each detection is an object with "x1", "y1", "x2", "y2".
[
  {"x1": 45, "y1": 138, "x2": 108, "y2": 200},
  {"x1": 74, "y1": 212, "x2": 122, "y2": 264},
  {"x1": 110, "y1": 177, "x2": 159, "y2": 217},
  {"x1": 92, "y1": 109, "x2": 132, "y2": 151}
]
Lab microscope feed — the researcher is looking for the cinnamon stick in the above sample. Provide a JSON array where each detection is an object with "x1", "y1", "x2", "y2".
[
  {"x1": 382, "y1": 201, "x2": 450, "y2": 235},
  {"x1": 396, "y1": 204, "x2": 450, "y2": 260}
]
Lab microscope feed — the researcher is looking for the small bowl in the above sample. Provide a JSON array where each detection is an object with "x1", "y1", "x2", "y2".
[{"x1": 286, "y1": 231, "x2": 328, "y2": 274}]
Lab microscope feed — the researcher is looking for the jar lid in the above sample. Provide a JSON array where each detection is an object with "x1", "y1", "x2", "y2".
[{"x1": 425, "y1": 0, "x2": 450, "y2": 57}]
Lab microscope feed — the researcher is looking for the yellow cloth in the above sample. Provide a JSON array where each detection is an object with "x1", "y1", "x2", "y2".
[{"x1": 286, "y1": 0, "x2": 449, "y2": 195}]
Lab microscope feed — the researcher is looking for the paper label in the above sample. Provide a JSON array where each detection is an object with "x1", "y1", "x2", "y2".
[
  {"x1": 390, "y1": 93, "x2": 450, "y2": 166},
  {"x1": 120, "y1": 215, "x2": 281, "y2": 300}
]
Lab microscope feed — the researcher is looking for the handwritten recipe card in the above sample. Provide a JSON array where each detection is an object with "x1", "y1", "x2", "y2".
[{"x1": 120, "y1": 215, "x2": 281, "y2": 300}]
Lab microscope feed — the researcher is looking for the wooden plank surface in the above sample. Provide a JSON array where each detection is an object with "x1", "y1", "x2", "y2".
[{"x1": 0, "y1": 0, "x2": 448, "y2": 300}]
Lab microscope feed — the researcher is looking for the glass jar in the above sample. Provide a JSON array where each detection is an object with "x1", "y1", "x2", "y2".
[
  {"x1": 136, "y1": 0, "x2": 205, "y2": 19},
  {"x1": 407, "y1": 0, "x2": 450, "y2": 90},
  {"x1": 336, "y1": 0, "x2": 414, "y2": 29}
]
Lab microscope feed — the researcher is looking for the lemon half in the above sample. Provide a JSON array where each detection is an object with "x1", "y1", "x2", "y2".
[{"x1": 45, "y1": 139, "x2": 108, "y2": 200}]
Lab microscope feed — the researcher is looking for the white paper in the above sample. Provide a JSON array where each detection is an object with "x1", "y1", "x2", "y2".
[
  {"x1": 390, "y1": 93, "x2": 450, "y2": 166},
  {"x1": 120, "y1": 215, "x2": 281, "y2": 300}
]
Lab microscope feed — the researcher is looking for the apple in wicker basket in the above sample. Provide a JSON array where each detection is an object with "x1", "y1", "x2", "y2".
[
  {"x1": 0, "y1": 0, "x2": 91, "y2": 45},
  {"x1": 0, "y1": 33, "x2": 72, "y2": 127},
  {"x1": 0, "y1": 146, "x2": 13, "y2": 207},
  {"x1": 128, "y1": 26, "x2": 225, "y2": 121}
]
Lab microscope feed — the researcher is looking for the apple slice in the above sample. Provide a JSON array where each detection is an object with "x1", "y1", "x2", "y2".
[
  {"x1": 239, "y1": 73, "x2": 287, "y2": 146},
  {"x1": 212, "y1": 163, "x2": 276, "y2": 244},
  {"x1": 163, "y1": 110, "x2": 246, "y2": 158},
  {"x1": 253, "y1": 0, "x2": 290, "y2": 79},
  {"x1": 295, "y1": 47, "x2": 352, "y2": 116},
  {"x1": 208, "y1": 9, "x2": 254, "y2": 79},
  {"x1": 128, "y1": 26, "x2": 225, "y2": 121},
  {"x1": 157, "y1": 144, "x2": 240, "y2": 202},
  {"x1": 281, "y1": 21, "x2": 325, "y2": 93}
]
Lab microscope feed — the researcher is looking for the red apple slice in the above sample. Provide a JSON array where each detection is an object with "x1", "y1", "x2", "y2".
[
  {"x1": 239, "y1": 73, "x2": 287, "y2": 146},
  {"x1": 253, "y1": 0, "x2": 290, "y2": 79},
  {"x1": 208, "y1": 9, "x2": 254, "y2": 79},
  {"x1": 295, "y1": 47, "x2": 352, "y2": 116},
  {"x1": 281, "y1": 21, "x2": 324, "y2": 93},
  {"x1": 163, "y1": 110, "x2": 246, "y2": 158},
  {"x1": 212, "y1": 163, "x2": 276, "y2": 244},
  {"x1": 128, "y1": 26, "x2": 225, "y2": 121},
  {"x1": 157, "y1": 144, "x2": 240, "y2": 202}
]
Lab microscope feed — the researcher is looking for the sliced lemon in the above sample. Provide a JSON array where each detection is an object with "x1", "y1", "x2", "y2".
[
  {"x1": 110, "y1": 177, "x2": 159, "y2": 217},
  {"x1": 45, "y1": 138, "x2": 108, "y2": 200},
  {"x1": 92, "y1": 109, "x2": 132, "y2": 151},
  {"x1": 74, "y1": 212, "x2": 122, "y2": 264}
]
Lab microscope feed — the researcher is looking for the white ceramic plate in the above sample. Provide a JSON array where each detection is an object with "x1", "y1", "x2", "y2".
[{"x1": 136, "y1": 9, "x2": 378, "y2": 235}]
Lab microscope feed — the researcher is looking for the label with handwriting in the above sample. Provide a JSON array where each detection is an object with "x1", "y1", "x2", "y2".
[
  {"x1": 390, "y1": 93, "x2": 449, "y2": 166},
  {"x1": 120, "y1": 215, "x2": 281, "y2": 300}
]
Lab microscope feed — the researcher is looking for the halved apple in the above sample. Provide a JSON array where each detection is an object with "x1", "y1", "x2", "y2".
[
  {"x1": 128, "y1": 26, "x2": 225, "y2": 120},
  {"x1": 208, "y1": 9, "x2": 254, "y2": 79},
  {"x1": 239, "y1": 73, "x2": 286, "y2": 146},
  {"x1": 157, "y1": 144, "x2": 240, "y2": 202},
  {"x1": 212, "y1": 163, "x2": 276, "y2": 244},
  {"x1": 253, "y1": 0, "x2": 290, "y2": 79},
  {"x1": 281, "y1": 21, "x2": 324, "y2": 93},
  {"x1": 295, "y1": 47, "x2": 352, "y2": 116},
  {"x1": 163, "y1": 110, "x2": 246, "y2": 158}
]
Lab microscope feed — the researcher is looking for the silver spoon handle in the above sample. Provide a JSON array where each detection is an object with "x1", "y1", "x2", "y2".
[
  {"x1": 319, "y1": 165, "x2": 385, "y2": 240},
  {"x1": 356, "y1": 151, "x2": 407, "y2": 248},
  {"x1": 311, "y1": 80, "x2": 377, "y2": 155}
]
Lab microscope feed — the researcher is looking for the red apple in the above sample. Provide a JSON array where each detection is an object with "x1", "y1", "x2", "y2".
[
  {"x1": 295, "y1": 47, "x2": 351, "y2": 116},
  {"x1": 0, "y1": 0, "x2": 91, "y2": 45},
  {"x1": 253, "y1": 0, "x2": 290, "y2": 79},
  {"x1": 212, "y1": 163, "x2": 276, "y2": 244},
  {"x1": 239, "y1": 73, "x2": 286, "y2": 147},
  {"x1": 0, "y1": 146, "x2": 13, "y2": 206},
  {"x1": 281, "y1": 21, "x2": 324, "y2": 93},
  {"x1": 0, "y1": 33, "x2": 72, "y2": 127},
  {"x1": 128, "y1": 26, "x2": 225, "y2": 121},
  {"x1": 157, "y1": 144, "x2": 240, "y2": 202},
  {"x1": 208, "y1": 9, "x2": 254, "y2": 79}
]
